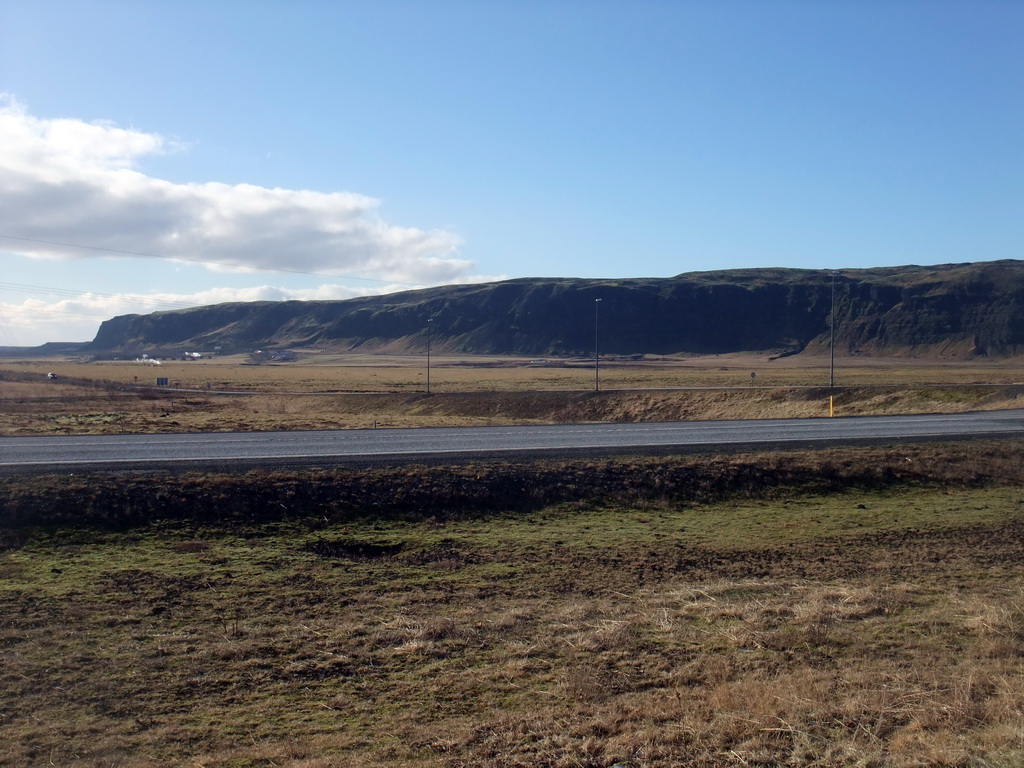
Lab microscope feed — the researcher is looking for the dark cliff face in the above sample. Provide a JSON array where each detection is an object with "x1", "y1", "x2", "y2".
[
  {"x1": 88, "y1": 261, "x2": 1024, "y2": 358},
  {"x1": 834, "y1": 262, "x2": 1024, "y2": 356}
]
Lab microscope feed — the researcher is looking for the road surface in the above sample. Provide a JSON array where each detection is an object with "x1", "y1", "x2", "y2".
[{"x1": 2, "y1": 409, "x2": 1023, "y2": 475}]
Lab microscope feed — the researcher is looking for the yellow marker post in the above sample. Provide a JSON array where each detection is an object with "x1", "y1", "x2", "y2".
[{"x1": 829, "y1": 395, "x2": 834, "y2": 417}]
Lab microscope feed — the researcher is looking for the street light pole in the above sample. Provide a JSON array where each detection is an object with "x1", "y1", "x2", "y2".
[
  {"x1": 426, "y1": 318, "x2": 432, "y2": 394},
  {"x1": 594, "y1": 298, "x2": 602, "y2": 392},
  {"x1": 829, "y1": 271, "x2": 836, "y2": 390}
]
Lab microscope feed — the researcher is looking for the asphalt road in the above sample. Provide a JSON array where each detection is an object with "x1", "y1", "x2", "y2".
[{"x1": 2, "y1": 409, "x2": 1024, "y2": 475}]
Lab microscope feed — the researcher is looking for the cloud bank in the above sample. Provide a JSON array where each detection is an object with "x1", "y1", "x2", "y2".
[
  {"x1": 0, "y1": 283, "x2": 411, "y2": 346},
  {"x1": 0, "y1": 96, "x2": 469, "y2": 283}
]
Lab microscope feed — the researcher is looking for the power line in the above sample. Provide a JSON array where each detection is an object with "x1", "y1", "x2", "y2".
[
  {"x1": 2, "y1": 305, "x2": 131, "y2": 320},
  {"x1": 0, "y1": 305, "x2": 17, "y2": 345},
  {"x1": 0, "y1": 233, "x2": 420, "y2": 286},
  {"x1": 0, "y1": 281, "x2": 199, "y2": 310}
]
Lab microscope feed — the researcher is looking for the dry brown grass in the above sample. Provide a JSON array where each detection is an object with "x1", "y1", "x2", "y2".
[
  {"x1": 2, "y1": 354, "x2": 1023, "y2": 436},
  {"x1": 4, "y1": 351, "x2": 1024, "y2": 394}
]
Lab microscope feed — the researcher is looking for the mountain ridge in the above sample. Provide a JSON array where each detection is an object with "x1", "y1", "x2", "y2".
[{"x1": 59, "y1": 260, "x2": 1024, "y2": 359}]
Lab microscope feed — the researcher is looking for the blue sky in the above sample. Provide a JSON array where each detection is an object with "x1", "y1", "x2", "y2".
[{"x1": 1, "y1": 0, "x2": 1021, "y2": 345}]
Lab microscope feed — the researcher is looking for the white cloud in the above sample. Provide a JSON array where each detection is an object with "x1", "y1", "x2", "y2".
[
  {"x1": 0, "y1": 283, "x2": 402, "y2": 346},
  {"x1": 0, "y1": 96, "x2": 469, "y2": 283},
  {"x1": 0, "y1": 277, "x2": 508, "y2": 347}
]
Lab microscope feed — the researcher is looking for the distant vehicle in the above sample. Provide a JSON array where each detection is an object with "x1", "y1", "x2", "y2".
[{"x1": 47, "y1": 372, "x2": 56, "y2": 380}]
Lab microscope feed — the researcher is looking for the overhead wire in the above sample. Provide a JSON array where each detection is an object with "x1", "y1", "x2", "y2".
[
  {"x1": 0, "y1": 281, "x2": 200, "y2": 310},
  {"x1": 0, "y1": 305, "x2": 17, "y2": 345}
]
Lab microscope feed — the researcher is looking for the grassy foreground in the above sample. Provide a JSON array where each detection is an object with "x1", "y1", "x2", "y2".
[{"x1": 2, "y1": 442, "x2": 1024, "y2": 767}]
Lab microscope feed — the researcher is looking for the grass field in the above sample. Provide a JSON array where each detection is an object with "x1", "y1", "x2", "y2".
[
  {"x1": 5, "y1": 351, "x2": 1024, "y2": 393},
  {"x1": 3, "y1": 352, "x2": 1024, "y2": 766},
  {"x1": 1, "y1": 353, "x2": 1023, "y2": 435},
  {"x1": 2, "y1": 442, "x2": 1024, "y2": 767}
]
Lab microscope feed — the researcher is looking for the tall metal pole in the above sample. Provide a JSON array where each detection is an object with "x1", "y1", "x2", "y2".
[
  {"x1": 829, "y1": 272, "x2": 836, "y2": 390},
  {"x1": 594, "y1": 298, "x2": 602, "y2": 392},
  {"x1": 426, "y1": 317, "x2": 432, "y2": 394}
]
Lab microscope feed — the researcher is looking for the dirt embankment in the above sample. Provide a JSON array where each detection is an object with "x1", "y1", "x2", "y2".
[{"x1": 3, "y1": 440, "x2": 1022, "y2": 535}]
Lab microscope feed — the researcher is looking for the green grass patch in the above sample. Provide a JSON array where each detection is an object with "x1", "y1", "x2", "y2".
[{"x1": 2, "y1": 484, "x2": 1024, "y2": 766}]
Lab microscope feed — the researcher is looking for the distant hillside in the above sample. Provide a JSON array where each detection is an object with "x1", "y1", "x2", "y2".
[
  {"x1": 87, "y1": 260, "x2": 1024, "y2": 359},
  {"x1": 0, "y1": 341, "x2": 93, "y2": 359}
]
